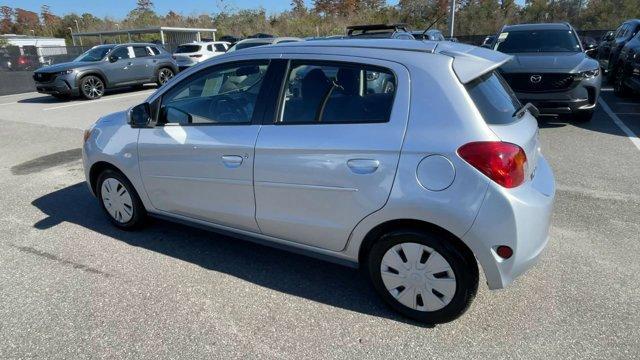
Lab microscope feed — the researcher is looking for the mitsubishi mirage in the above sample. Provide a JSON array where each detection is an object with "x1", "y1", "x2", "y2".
[{"x1": 82, "y1": 39, "x2": 556, "y2": 324}]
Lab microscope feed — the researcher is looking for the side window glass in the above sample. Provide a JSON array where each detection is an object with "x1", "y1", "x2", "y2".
[
  {"x1": 110, "y1": 47, "x2": 130, "y2": 60},
  {"x1": 207, "y1": 44, "x2": 213, "y2": 52},
  {"x1": 133, "y1": 46, "x2": 148, "y2": 58},
  {"x1": 147, "y1": 46, "x2": 159, "y2": 56},
  {"x1": 279, "y1": 62, "x2": 396, "y2": 124},
  {"x1": 161, "y1": 61, "x2": 269, "y2": 125},
  {"x1": 214, "y1": 43, "x2": 226, "y2": 52}
]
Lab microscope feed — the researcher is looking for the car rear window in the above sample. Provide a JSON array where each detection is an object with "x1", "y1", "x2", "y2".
[
  {"x1": 175, "y1": 45, "x2": 201, "y2": 53},
  {"x1": 465, "y1": 71, "x2": 521, "y2": 125}
]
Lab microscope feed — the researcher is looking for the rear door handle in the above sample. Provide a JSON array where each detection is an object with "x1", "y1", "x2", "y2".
[
  {"x1": 347, "y1": 159, "x2": 379, "y2": 174},
  {"x1": 222, "y1": 155, "x2": 243, "y2": 168}
]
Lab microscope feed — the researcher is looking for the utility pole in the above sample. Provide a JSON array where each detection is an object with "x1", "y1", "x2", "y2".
[
  {"x1": 448, "y1": 0, "x2": 456, "y2": 38},
  {"x1": 74, "y1": 19, "x2": 83, "y2": 46},
  {"x1": 68, "y1": 27, "x2": 75, "y2": 46}
]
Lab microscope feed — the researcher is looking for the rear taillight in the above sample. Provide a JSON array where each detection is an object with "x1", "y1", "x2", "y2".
[
  {"x1": 457, "y1": 141, "x2": 527, "y2": 188},
  {"x1": 189, "y1": 54, "x2": 203, "y2": 58}
]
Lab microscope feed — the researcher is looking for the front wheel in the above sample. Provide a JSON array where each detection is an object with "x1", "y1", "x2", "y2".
[
  {"x1": 367, "y1": 230, "x2": 478, "y2": 324},
  {"x1": 80, "y1": 75, "x2": 105, "y2": 100},
  {"x1": 156, "y1": 67, "x2": 174, "y2": 86},
  {"x1": 96, "y1": 169, "x2": 146, "y2": 230}
]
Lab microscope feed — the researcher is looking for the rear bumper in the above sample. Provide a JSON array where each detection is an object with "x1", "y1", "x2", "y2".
[{"x1": 462, "y1": 155, "x2": 556, "y2": 289}]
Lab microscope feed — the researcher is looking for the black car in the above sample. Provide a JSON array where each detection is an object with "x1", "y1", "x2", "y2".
[
  {"x1": 493, "y1": 22, "x2": 602, "y2": 122},
  {"x1": 613, "y1": 31, "x2": 640, "y2": 95},
  {"x1": 597, "y1": 19, "x2": 640, "y2": 78}
]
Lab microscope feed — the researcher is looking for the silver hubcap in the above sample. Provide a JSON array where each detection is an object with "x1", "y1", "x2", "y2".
[
  {"x1": 83, "y1": 77, "x2": 104, "y2": 98},
  {"x1": 100, "y1": 178, "x2": 134, "y2": 223},
  {"x1": 380, "y1": 243, "x2": 457, "y2": 312},
  {"x1": 159, "y1": 69, "x2": 173, "y2": 84}
]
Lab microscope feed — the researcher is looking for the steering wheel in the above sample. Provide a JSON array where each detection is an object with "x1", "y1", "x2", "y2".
[{"x1": 208, "y1": 95, "x2": 247, "y2": 123}]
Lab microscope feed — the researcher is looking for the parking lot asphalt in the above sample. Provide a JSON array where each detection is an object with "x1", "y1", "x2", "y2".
[{"x1": 0, "y1": 87, "x2": 639, "y2": 359}]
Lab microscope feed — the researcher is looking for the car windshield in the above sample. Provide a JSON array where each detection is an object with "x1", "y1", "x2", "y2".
[
  {"x1": 75, "y1": 46, "x2": 114, "y2": 62},
  {"x1": 175, "y1": 44, "x2": 201, "y2": 53},
  {"x1": 227, "y1": 41, "x2": 271, "y2": 52},
  {"x1": 495, "y1": 29, "x2": 581, "y2": 53}
]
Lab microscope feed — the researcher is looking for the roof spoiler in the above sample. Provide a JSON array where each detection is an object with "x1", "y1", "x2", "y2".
[{"x1": 435, "y1": 42, "x2": 512, "y2": 84}]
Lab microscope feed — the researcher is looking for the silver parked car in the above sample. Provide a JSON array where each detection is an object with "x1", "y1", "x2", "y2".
[
  {"x1": 82, "y1": 39, "x2": 555, "y2": 323},
  {"x1": 33, "y1": 43, "x2": 178, "y2": 100}
]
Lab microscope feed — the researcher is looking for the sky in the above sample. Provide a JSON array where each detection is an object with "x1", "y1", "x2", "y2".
[{"x1": 1, "y1": 0, "x2": 404, "y2": 18}]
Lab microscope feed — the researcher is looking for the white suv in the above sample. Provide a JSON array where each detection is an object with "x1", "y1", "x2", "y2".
[
  {"x1": 83, "y1": 39, "x2": 555, "y2": 324},
  {"x1": 173, "y1": 41, "x2": 230, "y2": 71}
]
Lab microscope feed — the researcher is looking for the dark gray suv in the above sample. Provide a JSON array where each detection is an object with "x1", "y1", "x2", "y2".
[
  {"x1": 33, "y1": 43, "x2": 178, "y2": 100},
  {"x1": 493, "y1": 23, "x2": 601, "y2": 122}
]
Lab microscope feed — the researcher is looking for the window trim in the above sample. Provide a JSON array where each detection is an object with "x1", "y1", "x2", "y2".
[
  {"x1": 270, "y1": 59, "x2": 397, "y2": 126},
  {"x1": 155, "y1": 59, "x2": 272, "y2": 127}
]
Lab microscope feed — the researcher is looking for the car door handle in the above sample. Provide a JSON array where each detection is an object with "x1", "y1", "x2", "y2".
[
  {"x1": 347, "y1": 159, "x2": 379, "y2": 174},
  {"x1": 222, "y1": 155, "x2": 243, "y2": 168}
]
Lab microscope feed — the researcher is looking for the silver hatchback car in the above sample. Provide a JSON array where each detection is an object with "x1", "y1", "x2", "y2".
[{"x1": 83, "y1": 39, "x2": 555, "y2": 323}]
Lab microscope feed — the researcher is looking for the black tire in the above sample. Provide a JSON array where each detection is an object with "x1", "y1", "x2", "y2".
[
  {"x1": 96, "y1": 169, "x2": 146, "y2": 230},
  {"x1": 613, "y1": 65, "x2": 632, "y2": 97},
  {"x1": 79, "y1": 75, "x2": 105, "y2": 100},
  {"x1": 572, "y1": 110, "x2": 594, "y2": 123},
  {"x1": 156, "y1": 67, "x2": 174, "y2": 86},
  {"x1": 366, "y1": 229, "x2": 478, "y2": 324}
]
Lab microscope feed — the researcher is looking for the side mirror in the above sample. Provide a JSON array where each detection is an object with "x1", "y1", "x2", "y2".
[
  {"x1": 162, "y1": 105, "x2": 192, "y2": 125},
  {"x1": 129, "y1": 103, "x2": 152, "y2": 128},
  {"x1": 108, "y1": 55, "x2": 118, "y2": 63}
]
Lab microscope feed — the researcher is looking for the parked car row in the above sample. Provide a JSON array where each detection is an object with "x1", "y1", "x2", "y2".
[{"x1": 597, "y1": 19, "x2": 640, "y2": 96}]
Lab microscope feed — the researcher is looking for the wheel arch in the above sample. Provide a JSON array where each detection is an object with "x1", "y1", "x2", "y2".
[
  {"x1": 357, "y1": 219, "x2": 476, "y2": 269},
  {"x1": 77, "y1": 70, "x2": 109, "y2": 88},
  {"x1": 89, "y1": 161, "x2": 128, "y2": 195}
]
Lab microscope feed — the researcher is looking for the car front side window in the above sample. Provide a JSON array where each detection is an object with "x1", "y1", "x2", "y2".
[{"x1": 159, "y1": 61, "x2": 269, "y2": 125}]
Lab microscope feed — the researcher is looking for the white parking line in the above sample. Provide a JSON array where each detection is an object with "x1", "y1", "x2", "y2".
[
  {"x1": 43, "y1": 90, "x2": 154, "y2": 111},
  {"x1": 598, "y1": 97, "x2": 640, "y2": 152}
]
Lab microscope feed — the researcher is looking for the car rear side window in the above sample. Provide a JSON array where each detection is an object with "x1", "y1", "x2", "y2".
[
  {"x1": 278, "y1": 61, "x2": 396, "y2": 124},
  {"x1": 466, "y1": 71, "x2": 521, "y2": 125},
  {"x1": 214, "y1": 43, "x2": 226, "y2": 52},
  {"x1": 133, "y1": 46, "x2": 149, "y2": 58}
]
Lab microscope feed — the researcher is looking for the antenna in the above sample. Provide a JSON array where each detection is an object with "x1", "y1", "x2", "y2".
[{"x1": 422, "y1": 12, "x2": 446, "y2": 36}]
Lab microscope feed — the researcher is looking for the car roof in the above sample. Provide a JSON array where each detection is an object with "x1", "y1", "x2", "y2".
[
  {"x1": 501, "y1": 23, "x2": 573, "y2": 32},
  {"x1": 236, "y1": 37, "x2": 301, "y2": 45},
  {"x1": 177, "y1": 41, "x2": 229, "y2": 46},
  {"x1": 263, "y1": 39, "x2": 511, "y2": 83}
]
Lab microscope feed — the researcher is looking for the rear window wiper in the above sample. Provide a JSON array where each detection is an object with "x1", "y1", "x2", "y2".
[{"x1": 513, "y1": 102, "x2": 539, "y2": 119}]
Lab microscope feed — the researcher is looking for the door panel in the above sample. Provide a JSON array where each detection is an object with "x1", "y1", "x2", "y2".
[
  {"x1": 253, "y1": 58, "x2": 410, "y2": 251},
  {"x1": 138, "y1": 125, "x2": 261, "y2": 232},
  {"x1": 137, "y1": 59, "x2": 272, "y2": 232},
  {"x1": 103, "y1": 46, "x2": 133, "y2": 84}
]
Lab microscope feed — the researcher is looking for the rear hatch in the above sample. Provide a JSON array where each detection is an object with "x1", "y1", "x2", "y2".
[
  {"x1": 465, "y1": 71, "x2": 540, "y2": 182},
  {"x1": 173, "y1": 44, "x2": 202, "y2": 66}
]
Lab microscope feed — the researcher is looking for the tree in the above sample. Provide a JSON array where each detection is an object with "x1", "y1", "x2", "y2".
[
  {"x1": 14, "y1": 8, "x2": 40, "y2": 35},
  {"x1": 291, "y1": 0, "x2": 307, "y2": 15},
  {"x1": 136, "y1": 0, "x2": 154, "y2": 12},
  {"x1": 0, "y1": 6, "x2": 14, "y2": 34}
]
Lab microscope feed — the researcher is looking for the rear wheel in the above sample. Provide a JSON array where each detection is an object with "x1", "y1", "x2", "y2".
[
  {"x1": 96, "y1": 169, "x2": 146, "y2": 230},
  {"x1": 156, "y1": 67, "x2": 174, "y2": 86},
  {"x1": 367, "y1": 229, "x2": 478, "y2": 324},
  {"x1": 80, "y1": 75, "x2": 105, "y2": 100}
]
